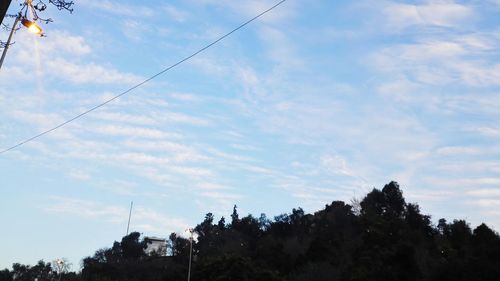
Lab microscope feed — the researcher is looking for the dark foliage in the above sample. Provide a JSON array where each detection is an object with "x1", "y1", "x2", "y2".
[{"x1": 2, "y1": 182, "x2": 499, "y2": 281}]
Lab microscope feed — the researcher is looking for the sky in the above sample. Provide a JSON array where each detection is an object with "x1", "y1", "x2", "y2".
[{"x1": 1, "y1": 0, "x2": 500, "y2": 270}]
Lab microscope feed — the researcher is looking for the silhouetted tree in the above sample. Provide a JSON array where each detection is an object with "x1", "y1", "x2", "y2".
[
  {"x1": 231, "y1": 205, "x2": 240, "y2": 225},
  {"x1": 6, "y1": 181, "x2": 500, "y2": 281}
]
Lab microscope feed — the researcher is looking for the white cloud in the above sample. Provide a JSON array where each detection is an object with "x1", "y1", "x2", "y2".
[
  {"x1": 97, "y1": 179, "x2": 138, "y2": 196},
  {"x1": 397, "y1": 151, "x2": 430, "y2": 162},
  {"x1": 45, "y1": 58, "x2": 142, "y2": 85},
  {"x1": 112, "y1": 152, "x2": 171, "y2": 166},
  {"x1": 195, "y1": 0, "x2": 296, "y2": 23},
  {"x1": 162, "y1": 4, "x2": 189, "y2": 22},
  {"x1": 205, "y1": 147, "x2": 252, "y2": 162},
  {"x1": 321, "y1": 154, "x2": 352, "y2": 176},
  {"x1": 238, "y1": 67, "x2": 259, "y2": 87},
  {"x1": 472, "y1": 199, "x2": 500, "y2": 208},
  {"x1": 81, "y1": 0, "x2": 155, "y2": 17},
  {"x1": 436, "y1": 146, "x2": 482, "y2": 156},
  {"x1": 376, "y1": 78, "x2": 419, "y2": 102},
  {"x1": 93, "y1": 125, "x2": 182, "y2": 139},
  {"x1": 92, "y1": 112, "x2": 157, "y2": 126},
  {"x1": 198, "y1": 191, "x2": 243, "y2": 212},
  {"x1": 45, "y1": 197, "x2": 189, "y2": 234},
  {"x1": 467, "y1": 189, "x2": 500, "y2": 197},
  {"x1": 425, "y1": 177, "x2": 500, "y2": 188},
  {"x1": 11, "y1": 110, "x2": 64, "y2": 130},
  {"x1": 68, "y1": 170, "x2": 92, "y2": 181},
  {"x1": 45, "y1": 197, "x2": 127, "y2": 223},
  {"x1": 3, "y1": 29, "x2": 142, "y2": 86},
  {"x1": 241, "y1": 164, "x2": 275, "y2": 175},
  {"x1": 196, "y1": 182, "x2": 231, "y2": 190},
  {"x1": 383, "y1": 1, "x2": 473, "y2": 30},
  {"x1": 120, "y1": 19, "x2": 146, "y2": 41},
  {"x1": 138, "y1": 167, "x2": 174, "y2": 187},
  {"x1": 200, "y1": 191, "x2": 242, "y2": 201},
  {"x1": 169, "y1": 93, "x2": 204, "y2": 102},
  {"x1": 153, "y1": 111, "x2": 212, "y2": 126},
  {"x1": 258, "y1": 26, "x2": 303, "y2": 68},
  {"x1": 371, "y1": 34, "x2": 500, "y2": 90},
  {"x1": 230, "y1": 143, "x2": 259, "y2": 151},
  {"x1": 438, "y1": 161, "x2": 500, "y2": 173},
  {"x1": 132, "y1": 207, "x2": 189, "y2": 234},
  {"x1": 476, "y1": 127, "x2": 500, "y2": 138},
  {"x1": 406, "y1": 190, "x2": 454, "y2": 201},
  {"x1": 123, "y1": 140, "x2": 209, "y2": 163},
  {"x1": 401, "y1": 41, "x2": 466, "y2": 59},
  {"x1": 42, "y1": 32, "x2": 92, "y2": 56},
  {"x1": 188, "y1": 57, "x2": 229, "y2": 76},
  {"x1": 169, "y1": 166, "x2": 213, "y2": 177},
  {"x1": 450, "y1": 61, "x2": 500, "y2": 87},
  {"x1": 123, "y1": 140, "x2": 195, "y2": 154}
]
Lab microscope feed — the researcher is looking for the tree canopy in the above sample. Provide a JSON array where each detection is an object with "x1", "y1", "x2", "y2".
[{"x1": 1, "y1": 182, "x2": 499, "y2": 281}]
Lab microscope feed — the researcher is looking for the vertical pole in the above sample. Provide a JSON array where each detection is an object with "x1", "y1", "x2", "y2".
[
  {"x1": 56, "y1": 259, "x2": 64, "y2": 281},
  {"x1": 0, "y1": 0, "x2": 12, "y2": 26},
  {"x1": 0, "y1": 15, "x2": 19, "y2": 71},
  {"x1": 187, "y1": 229, "x2": 193, "y2": 281},
  {"x1": 126, "y1": 201, "x2": 133, "y2": 235}
]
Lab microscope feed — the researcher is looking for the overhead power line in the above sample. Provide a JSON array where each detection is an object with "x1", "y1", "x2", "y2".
[{"x1": 0, "y1": 0, "x2": 288, "y2": 155}]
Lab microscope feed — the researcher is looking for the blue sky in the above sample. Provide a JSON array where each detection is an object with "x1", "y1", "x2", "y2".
[{"x1": 1, "y1": 0, "x2": 500, "y2": 270}]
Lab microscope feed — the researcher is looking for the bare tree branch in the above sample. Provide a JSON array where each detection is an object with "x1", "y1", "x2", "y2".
[{"x1": 48, "y1": 0, "x2": 74, "y2": 13}]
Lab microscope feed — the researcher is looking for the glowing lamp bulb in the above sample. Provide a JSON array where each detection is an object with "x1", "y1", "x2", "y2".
[{"x1": 21, "y1": 19, "x2": 43, "y2": 35}]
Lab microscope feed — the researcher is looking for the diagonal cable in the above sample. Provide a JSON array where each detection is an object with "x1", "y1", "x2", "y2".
[{"x1": 0, "y1": 0, "x2": 288, "y2": 155}]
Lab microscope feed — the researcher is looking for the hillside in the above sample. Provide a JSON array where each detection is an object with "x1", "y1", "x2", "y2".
[{"x1": 2, "y1": 182, "x2": 499, "y2": 281}]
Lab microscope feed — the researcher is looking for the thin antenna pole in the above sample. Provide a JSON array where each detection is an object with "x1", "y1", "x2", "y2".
[{"x1": 126, "y1": 201, "x2": 133, "y2": 235}]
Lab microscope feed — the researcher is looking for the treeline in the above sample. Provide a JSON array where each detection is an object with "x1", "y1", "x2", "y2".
[{"x1": 2, "y1": 182, "x2": 499, "y2": 281}]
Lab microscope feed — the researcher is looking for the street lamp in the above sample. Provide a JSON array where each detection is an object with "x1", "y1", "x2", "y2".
[
  {"x1": 0, "y1": 15, "x2": 43, "y2": 71},
  {"x1": 55, "y1": 258, "x2": 64, "y2": 281},
  {"x1": 186, "y1": 228, "x2": 194, "y2": 281},
  {"x1": 21, "y1": 18, "x2": 43, "y2": 35},
  {"x1": 0, "y1": 0, "x2": 46, "y2": 71}
]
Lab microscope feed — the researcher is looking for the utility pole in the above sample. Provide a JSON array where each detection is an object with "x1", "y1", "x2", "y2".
[
  {"x1": 0, "y1": 15, "x2": 19, "y2": 71},
  {"x1": 0, "y1": 0, "x2": 12, "y2": 26}
]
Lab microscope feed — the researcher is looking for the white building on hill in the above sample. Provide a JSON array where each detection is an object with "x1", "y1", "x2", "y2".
[{"x1": 144, "y1": 236, "x2": 166, "y2": 256}]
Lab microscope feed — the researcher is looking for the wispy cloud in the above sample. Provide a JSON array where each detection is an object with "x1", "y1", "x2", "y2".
[
  {"x1": 470, "y1": 199, "x2": 500, "y2": 208},
  {"x1": 476, "y1": 127, "x2": 500, "y2": 138},
  {"x1": 45, "y1": 197, "x2": 127, "y2": 223},
  {"x1": 153, "y1": 111, "x2": 212, "y2": 127},
  {"x1": 81, "y1": 0, "x2": 155, "y2": 17},
  {"x1": 44, "y1": 58, "x2": 142, "y2": 84},
  {"x1": 132, "y1": 207, "x2": 189, "y2": 234},
  {"x1": 424, "y1": 177, "x2": 500, "y2": 188},
  {"x1": 45, "y1": 196, "x2": 189, "y2": 234},
  {"x1": 3, "y1": 2, "x2": 500, "y2": 262},
  {"x1": 382, "y1": 1, "x2": 473, "y2": 30},
  {"x1": 93, "y1": 125, "x2": 182, "y2": 139},
  {"x1": 196, "y1": 0, "x2": 297, "y2": 23},
  {"x1": 68, "y1": 169, "x2": 92, "y2": 181},
  {"x1": 467, "y1": 189, "x2": 500, "y2": 197},
  {"x1": 92, "y1": 112, "x2": 158, "y2": 126},
  {"x1": 162, "y1": 4, "x2": 189, "y2": 22},
  {"x1": 5, "y1": 30, "x2": 142, "y2": 86},
  {"x1": 372, "y1": 37, "x2": 500, "y2": 88},
  {"x1": 321, "y1": 154, "x2": 353, "y2": 176}
]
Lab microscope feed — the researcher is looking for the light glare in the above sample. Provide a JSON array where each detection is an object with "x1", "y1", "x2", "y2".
[{"x1": 21, "y1": 19, "x2": 43, "y2": 35}]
